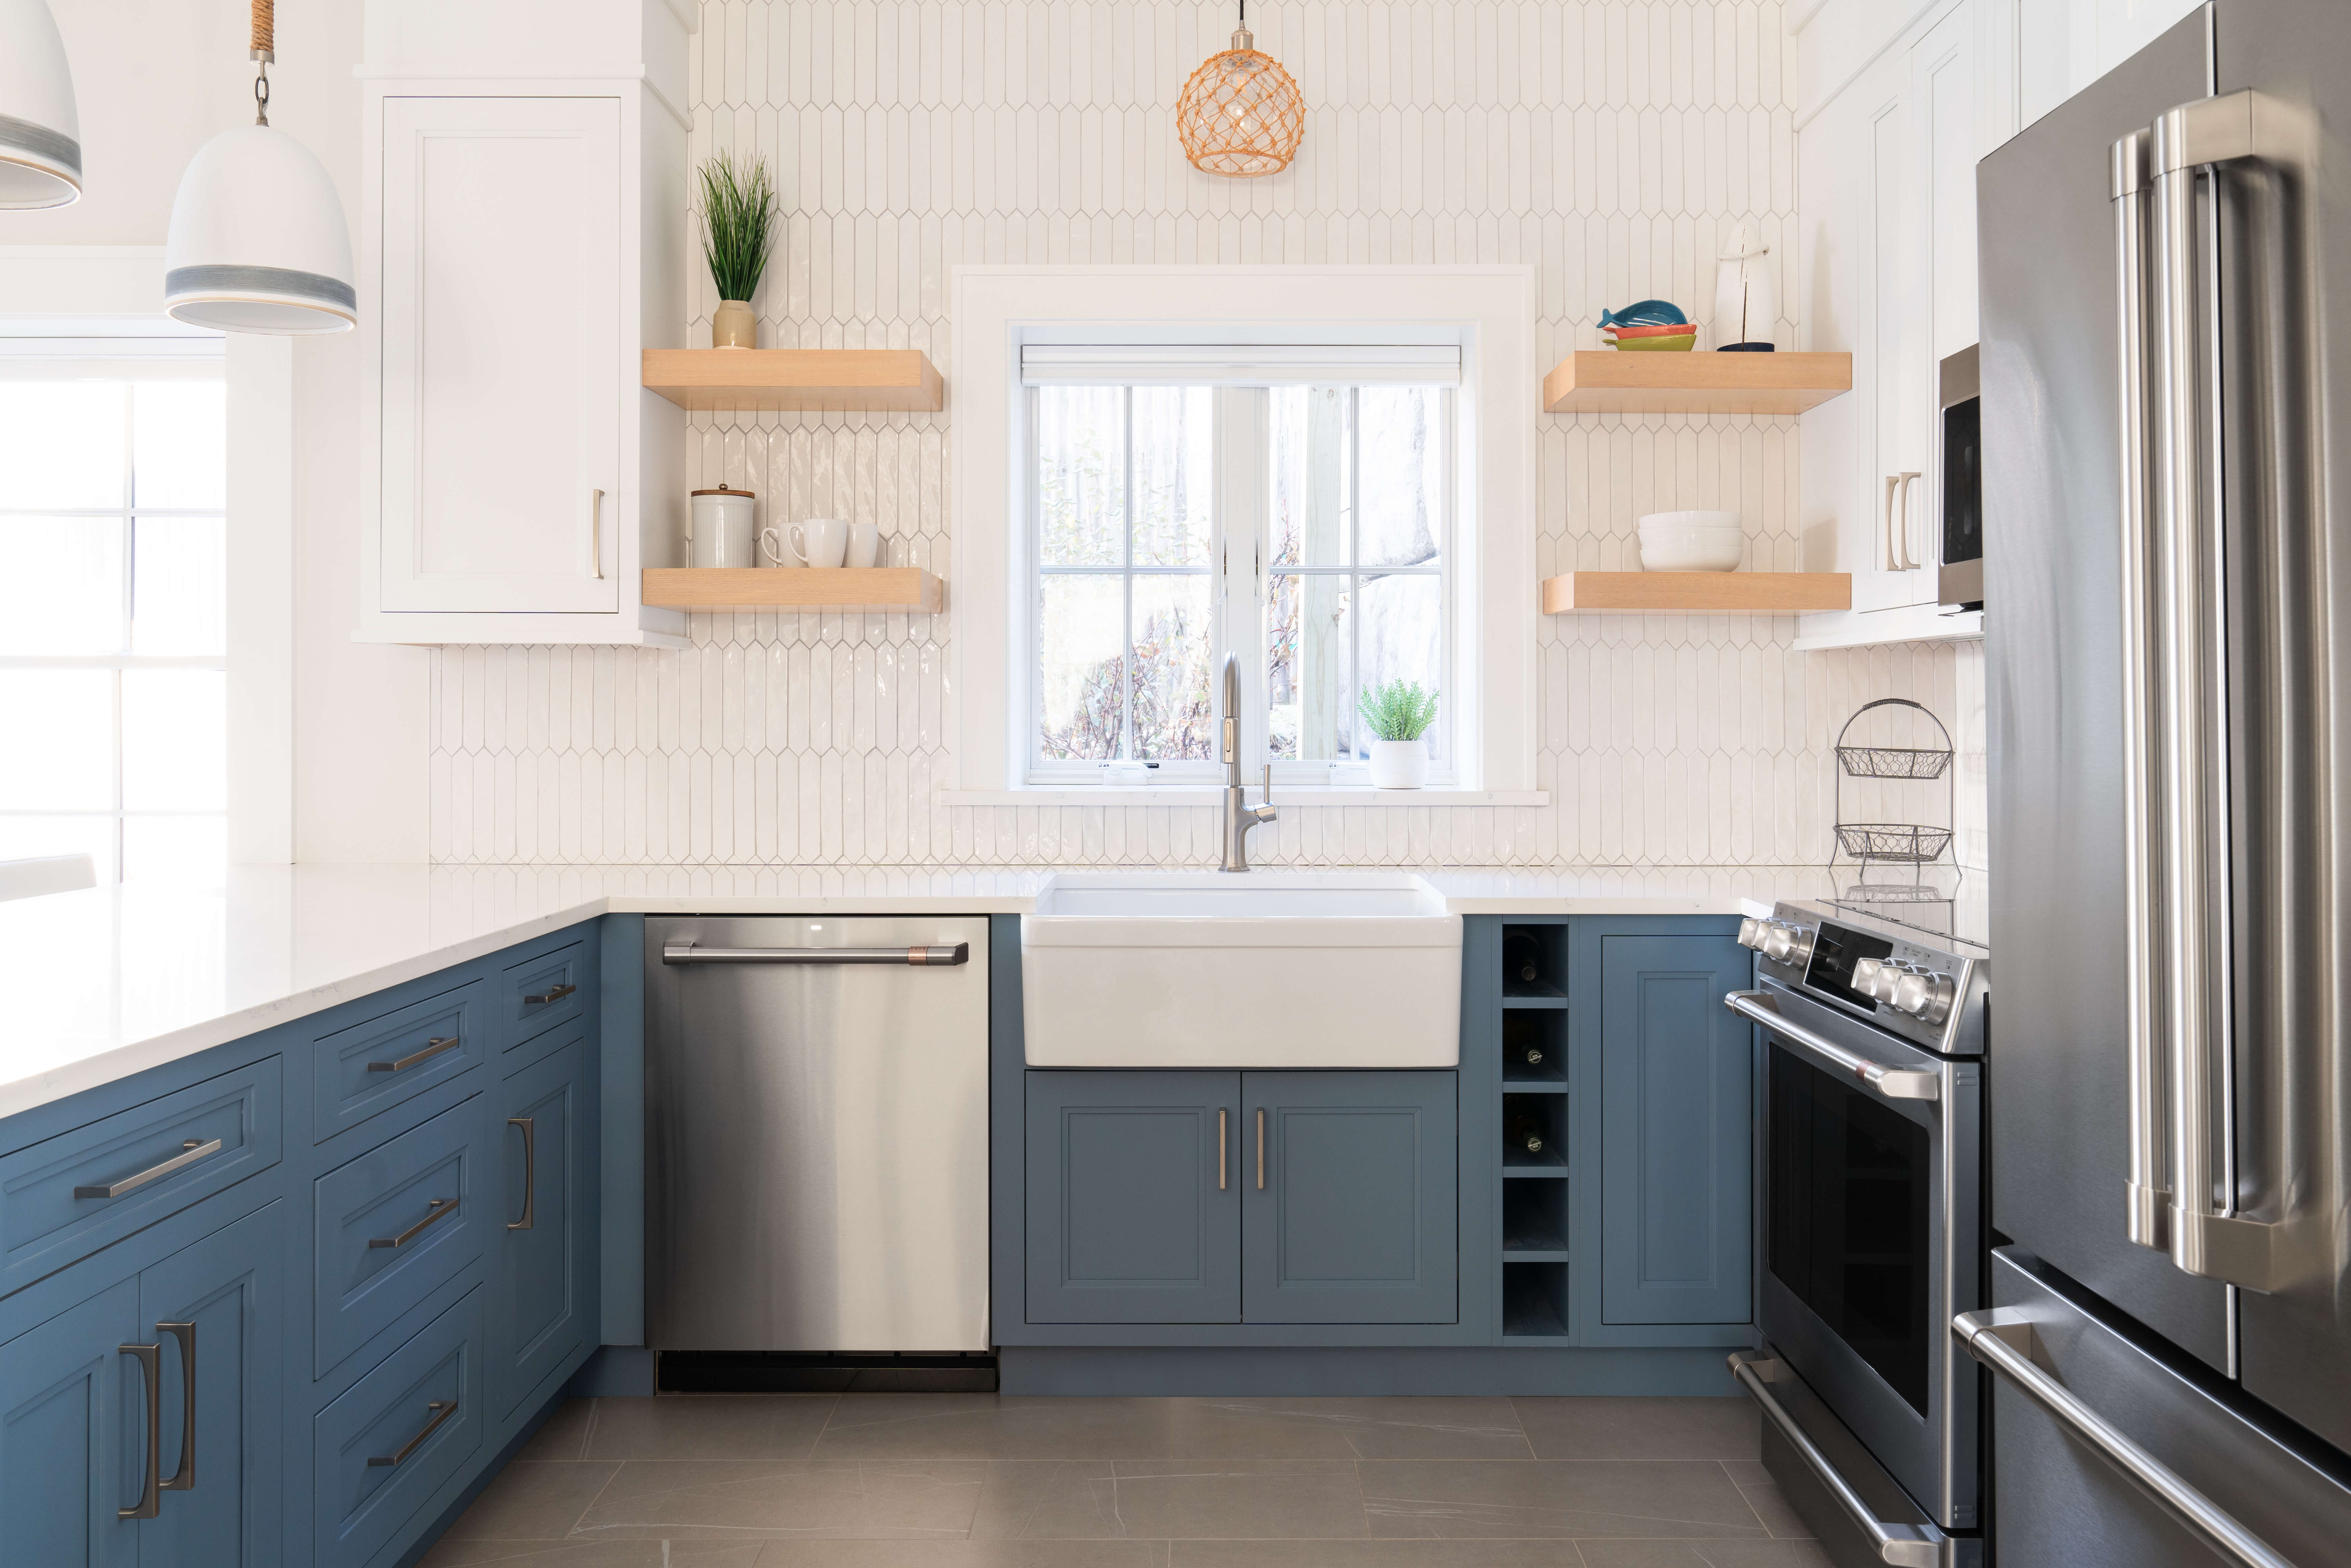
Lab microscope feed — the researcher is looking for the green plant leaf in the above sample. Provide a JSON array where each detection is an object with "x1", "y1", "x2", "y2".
[
  {"x1": 1356, "y1": 678, "x2": 1439, "y2": 742},
  {"x1": 698, "y1": 151, "x2": 779, "y2": 304}
]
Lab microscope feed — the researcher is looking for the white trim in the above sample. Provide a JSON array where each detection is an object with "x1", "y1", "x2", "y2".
[
  {"x1": 1021, "y1": 344, "x2": 1463, "y2": 385},
  {"x1": 952, "y1": 264, "x2": 1539, "y2": 798}
]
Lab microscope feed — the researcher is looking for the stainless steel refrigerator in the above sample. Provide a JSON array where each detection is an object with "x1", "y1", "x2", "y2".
[{"x1": 1981, "y1": 2, "x2": 2351, "y2": 1562}]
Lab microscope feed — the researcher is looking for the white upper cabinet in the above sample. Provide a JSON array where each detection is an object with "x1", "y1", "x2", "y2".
[
  {"x1": 378, "y1": 97, "x2": 622, "y2": 615},
  {"x1": 1792, "y1": 0, "x2": 2015, "y2": 649},
  {"x1": 357, "y1": 0, "x2": 687, "y2": 646}
]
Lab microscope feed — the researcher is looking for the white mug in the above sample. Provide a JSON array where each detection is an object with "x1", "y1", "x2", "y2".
[
  {"x1": 766, "y1": 516, "x2": 848, "y2": 568},
  {"x1": 845, "y1": 521, "x2": 882, "y2": 569},
  {"x1": 688, "y1": 487, "x2": 758, "y2": 569}
]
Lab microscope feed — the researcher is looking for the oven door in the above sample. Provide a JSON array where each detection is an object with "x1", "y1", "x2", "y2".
[{"x1": 1732, "y1": 982, "x2": 1982, "y2": 1532}]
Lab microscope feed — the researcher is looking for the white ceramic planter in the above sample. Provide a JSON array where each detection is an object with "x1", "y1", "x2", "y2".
[{"x1": 1368, "y1": 739, "x2": 1429, "y2": 789}]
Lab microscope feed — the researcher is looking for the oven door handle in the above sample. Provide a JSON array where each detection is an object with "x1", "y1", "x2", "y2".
[
  {"x1": 1954, "y1": 1311, "x2": 2293, "y2": 1568},
  {"x1": 1725, "y1": 991, "x2": 1941, "y2": 1102},
  {"x1": 1727, "y1": 1353, "x2": 1958, "y2": 1567}
]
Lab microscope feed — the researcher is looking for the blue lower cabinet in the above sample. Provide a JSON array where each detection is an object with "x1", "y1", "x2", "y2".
[
  {"x1": 1598, "y1": 932, "x2": 1753, "y2": 1325},
  {"x1": 0, "y1": 1274, "x2": 142, "y2": 1567},
  {"x1": 1242, "y1": 1071, "x2": 1458, "y2": 1325},
  {"x1": 314, "y1": 1096, "x2": 486, "y2": 1377},
  {"x1": 491, "y1": 1029, "x2": 597, "y2": 1421},
  {"x1": 1025, "y1": 1071, "x2": 1242, "y2": 1324},
  {"x1": 314, "y1": 1284, "x2": 485, "y2": 1568},
  {"x1": 136, "y1": 1201, "x2": 287, "y2": 1568}
]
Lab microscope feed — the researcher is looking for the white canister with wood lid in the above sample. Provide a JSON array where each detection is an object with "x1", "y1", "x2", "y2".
[{"x1": 687, "y1": 486, "x2": 759, "y2": 568}]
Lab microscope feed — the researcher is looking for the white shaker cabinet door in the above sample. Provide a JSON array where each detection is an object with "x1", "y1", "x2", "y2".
[
  {"x1": 379, "y1": 97, "x2": 621, "y2": 614},
  {"x1": 1854, "y1": 52, "x2": 1938, "y2": 615}
]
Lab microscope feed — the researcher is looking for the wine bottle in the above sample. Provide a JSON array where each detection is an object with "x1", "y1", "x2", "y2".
[
  {"x1": 1517, "y1": 1043, "x2": 1545, "y2": 1069},
  {"x1": 1503, "y1": 931, "x2": 1543, "y2": 987},
  {"x1": 1504, "y1": 1107, "x2": 1548, "y2": 1156}
]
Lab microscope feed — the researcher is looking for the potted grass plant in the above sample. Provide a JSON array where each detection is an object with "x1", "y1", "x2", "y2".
[
  {"x1": 1358, "y1": 679, "x2": 1438, "y2": 789},
  {"x1": 698, "y1": 150, "x2": 777, "y2": 349}
]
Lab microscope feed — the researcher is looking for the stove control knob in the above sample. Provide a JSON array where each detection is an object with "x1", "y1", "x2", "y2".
[
  {"x1": 1761, "y1": 923, "x2": 1815, "y2": 966},
  {"x1": 1892, "y1": 970, "x2": 1957, "y2": 1026},
  {"x1": 1853, "y1": 956, "x2": 1888, "y2": 1000},
  {"x1": 1737, "y1": 916, "x2": 1766, "y2": 950}
]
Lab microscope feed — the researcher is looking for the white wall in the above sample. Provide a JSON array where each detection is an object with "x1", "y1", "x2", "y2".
[
  {"x1": 0, "y1": 0, "x2": 428, "y2": 863},
  {"x1": 423, "y1": 0, "x2": 1978, "y2": 873}
]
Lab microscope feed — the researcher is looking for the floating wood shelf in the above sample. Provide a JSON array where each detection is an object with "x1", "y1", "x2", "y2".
[
  {"x1": 1543, "y1": 351, "x2": 1852, "y2": 414},
  {"x1": 641, "y1": 349, "x2": 944, "y2": 412},
  {"x1": 1541, "y1": 571, "x2": 1851, "y2": 615},
  {"x1": 642, "y1": 568, "x2": 941, "y2": 612}
]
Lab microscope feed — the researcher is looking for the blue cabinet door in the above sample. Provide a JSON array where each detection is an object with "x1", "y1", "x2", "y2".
[
  {"x1": 490, "y1": 1029, "x2": 597, "y2": 1421},
  {"x1": 1024, "y1": 1071, "x2": 1241, "y2": 1324},
  {"x1": 0, "y1": 1275, "x2": 141, "y2": 1567},
  {"x1": 136, "y1": 1201, "x2": 286, "y2": 1568},
  {"x1": 1599, "y1": 933, "x2": 1753, "y2": 1324},
  {"x1": 1241, "y1": 1071, "x2": 1458, "y2": 1324}
]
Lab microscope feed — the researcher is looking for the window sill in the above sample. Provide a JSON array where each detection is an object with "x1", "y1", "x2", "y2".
[{"x1": 940, "y1": 788, "x2": 1549, "y2": 808}]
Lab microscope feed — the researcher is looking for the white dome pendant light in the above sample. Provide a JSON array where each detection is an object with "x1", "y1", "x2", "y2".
[
  {"x1": 164, "y1": 0, "x2": 354, "y2": 334},
  {"x1": 0, "y1": 0, "x2": 81, "y2": 207}
]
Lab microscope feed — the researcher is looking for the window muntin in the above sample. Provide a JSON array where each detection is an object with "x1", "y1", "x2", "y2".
[
  {"x1": 0, "y1": 368, "x2": 228, "y2": 886},
  {"x1": 1027, "y1": 376, "x2": 1454, "y2": 786}
]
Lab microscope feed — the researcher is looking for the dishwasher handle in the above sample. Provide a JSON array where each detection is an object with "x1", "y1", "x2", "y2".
[{"x1": 662, "y1": 941, "x2": 970, "y2": 967}]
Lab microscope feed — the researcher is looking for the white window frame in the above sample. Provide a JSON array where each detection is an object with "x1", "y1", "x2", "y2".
[
  {"x1": 0, "y1": 247, "x2": 296, "y2": 866},
  {"x1": 951, "y1": 265, "x2": 1541, "y2": 804}
]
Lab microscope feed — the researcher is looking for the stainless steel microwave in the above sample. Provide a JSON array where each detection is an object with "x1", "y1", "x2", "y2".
[{"x1": 1937, "y1": 344, "x2": 1982, "y2": 611}]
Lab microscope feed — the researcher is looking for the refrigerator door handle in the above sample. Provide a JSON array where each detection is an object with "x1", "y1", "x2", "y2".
[
  {"x1": 2111, "y1": 126, "x2": 2171, "y2": 1253},
  {"x1": 1727, "y1": 1353, "x2": 1963, "y2": 1567},
  {"x1": 1954, "y1": 1310, "x2": 2293, "y2": 1568},
  {"x1": 2147, "y1": 90, "x2": 2288, "y2": 1292}
]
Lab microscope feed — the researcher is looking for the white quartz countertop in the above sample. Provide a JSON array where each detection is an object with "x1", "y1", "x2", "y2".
[{"x1": 0, "y1": 862, "x2": 1826, "y2": 1121}]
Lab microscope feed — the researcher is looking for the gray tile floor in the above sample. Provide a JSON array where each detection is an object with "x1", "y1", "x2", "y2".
[{"x1": 421, "y1": 1394, "x2": 1831, "y2": 1567}]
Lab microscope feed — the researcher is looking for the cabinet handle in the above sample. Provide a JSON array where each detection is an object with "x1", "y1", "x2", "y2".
[
  {"x1": 75, "y1": 1137, "x2": 224, "y2": 1200},
  {"x1": 368, "y1": 1197, "x2": 459, "y2": 1249},
  {"x1": 508, "y1": 1117, "x2": 536, "y2": 1230},
  {"x1": 1255, "y1": 1108, "x2": 1266, "y2": 1190},
  {"x1": 1890, "y1": 470, "x2": 1924, "y2": 570},
  {"x1": 368, "y1": 1400, "x2": 458, "y2": 1468},
  {"x1": 587, "y1": 488, "x2": 605, "y2": 580},
  {"x1": 1881, "y1": 474, "x2": 1902, "y2": 570},
  {"x1": 367, "y1": 1036, "x2": 460, "y2": 1073},
  {"x1": 1217, "y1": 1108, "x2": 1228, "y2": 1191},
  {"x1": 523, "y1": 982, "x2": 577, "y2": 1005},
  {"x1": 159, "y1": 1322, "x2": 196, "y2": 1493},
  {"x1": 119, "y1": 1342, "x2": 162, "y2": 1520}
]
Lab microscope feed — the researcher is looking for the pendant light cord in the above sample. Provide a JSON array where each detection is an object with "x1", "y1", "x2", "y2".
[{"x1": 250, "y1": 0, "x2": 275, "y2": 125}]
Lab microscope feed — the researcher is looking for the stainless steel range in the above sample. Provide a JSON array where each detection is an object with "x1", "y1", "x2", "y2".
[{"x1": 1726, "y1": 900, "x2": 1989, "y2": 1568}]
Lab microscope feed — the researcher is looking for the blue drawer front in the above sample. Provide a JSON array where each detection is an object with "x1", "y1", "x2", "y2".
[
  {"x1": 314, "y1": 1096, "x2": 484, "y2": 1378},
  {"x1": 500, "y1": 943, "x2": 584, "y2": 1050},
  {"x1": 312, "y1": 980, "x2": 486, "y2": 1145},
  {"x1": 0, "y1": 1056, "x2": 282, "y2": 1298},
  {"x1": 314, "y1": 1283, "x2": 484, "y2": 1568}
]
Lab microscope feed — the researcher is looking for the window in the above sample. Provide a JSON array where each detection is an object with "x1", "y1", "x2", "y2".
[
  {"x1": 1026, "y1": 366, "x2": 1454, "y2": 787},
  {"x1": 0, "y1": 359, "x2": 228, "y2": 885}
]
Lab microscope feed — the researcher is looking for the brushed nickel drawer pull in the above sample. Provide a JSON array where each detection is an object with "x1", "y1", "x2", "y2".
[
  {"x1": 77, "y1": 1138, "x2": 224, "y2": 1200},
  {"x1": 368, "y1": 1400, "x2": 458, "y2": 1468},
  {"x1": 1218, "y1": 1108, "x2": 1228, "y2": 1192},
  {"x1": 1256, "y1": 1109, "x2": 1266, "y2": 1190},
  {"x1": 159, "y1": 1322, "x2": 196, "y2": 1493},
  {"x1": 508, "y1": 1118, "x2": 536, "y2": 1230},
  {"x1": 523, "y1": 982, "x2": 577, "y2": 1005},
  {"x1": 368, "y1": 1197, "x2": 458, "y2": 1249},
  {"x1": 367, "y1": 1036, "x2": 460, "y2": 1073}
]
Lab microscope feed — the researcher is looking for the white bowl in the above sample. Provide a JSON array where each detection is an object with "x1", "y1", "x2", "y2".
[{"x1": 1637, "y1": 511, "x2": 1744, "y2": 571}]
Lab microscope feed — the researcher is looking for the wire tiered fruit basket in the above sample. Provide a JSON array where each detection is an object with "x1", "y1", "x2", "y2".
[{"x1": 1830, "y1": 697, "x2": 1958, "y2": 904}]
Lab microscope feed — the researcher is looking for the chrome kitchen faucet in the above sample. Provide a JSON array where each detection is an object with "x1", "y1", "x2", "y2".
[{"x1": 1219, "y1": 653, "x2": 1277, "y2": 872}]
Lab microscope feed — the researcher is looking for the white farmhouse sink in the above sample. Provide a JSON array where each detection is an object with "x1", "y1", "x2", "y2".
[{"x1": 1020, "y1": 872, "x2": 1462, "y2": 1068}]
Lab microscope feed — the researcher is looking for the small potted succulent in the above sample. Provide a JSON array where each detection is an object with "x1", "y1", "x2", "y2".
[
  {"x1": 1358, "y1": 679, "x2": 1438, "y2": 789},
  {"x1": 698, "y1": 150, "x2": 777, "y2": 349}
]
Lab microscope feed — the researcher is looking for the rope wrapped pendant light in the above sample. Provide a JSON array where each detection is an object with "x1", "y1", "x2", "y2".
[{"x1": 1176, "y1": 0, "x2": 1304, "y2": 178}]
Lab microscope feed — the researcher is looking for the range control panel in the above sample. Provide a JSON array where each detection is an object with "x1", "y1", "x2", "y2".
[{"x1": 1737, "y1": 901, "x2": 1986, "y2": 1055}]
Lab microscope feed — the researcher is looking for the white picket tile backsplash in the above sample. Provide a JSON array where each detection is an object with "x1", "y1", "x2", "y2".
[{"x1": 426, "y1": 0, "x2": 1986, "y2": 872}]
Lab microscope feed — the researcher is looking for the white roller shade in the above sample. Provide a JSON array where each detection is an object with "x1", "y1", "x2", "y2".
[{"x1": 1020, "y1": 343, "x2": 1461, "y2": 387}]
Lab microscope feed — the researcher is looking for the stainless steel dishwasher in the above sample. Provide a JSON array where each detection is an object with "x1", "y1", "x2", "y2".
[{"x1": 645, "y1": 916, "x2": 990, "y2": 1353}]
